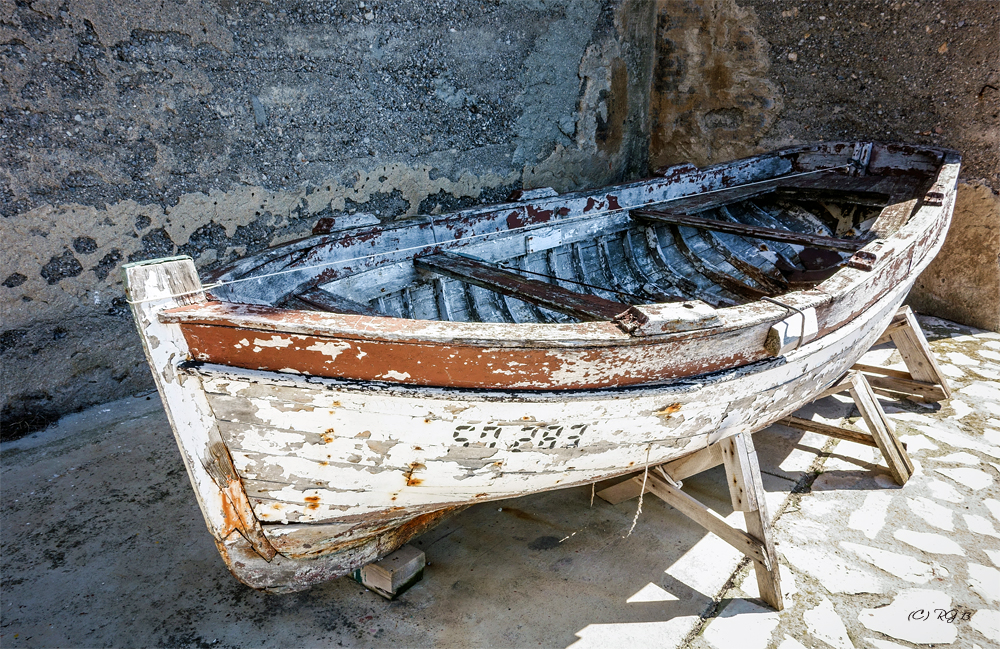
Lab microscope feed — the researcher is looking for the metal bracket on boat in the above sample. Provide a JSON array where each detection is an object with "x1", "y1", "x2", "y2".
[
  {"x1": 614, "y1": 300, "x2": 722, "y2": 336},
  {"x1": 848, "y1": 142, "x2": 873, "y2": 176},
  {"x1": 763, "y1": 297, "x2": 818, "y2": 356},
  {"x1": 847, "y1": 241, "x2": 884, "y2": 271}
]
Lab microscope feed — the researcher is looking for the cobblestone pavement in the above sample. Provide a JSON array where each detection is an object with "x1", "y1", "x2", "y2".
[{"x1": 686, "y1": 315, "x2": 999, "y2": 649}]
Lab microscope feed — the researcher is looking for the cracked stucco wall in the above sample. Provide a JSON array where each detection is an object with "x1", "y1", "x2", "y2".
[
  {"x1": 3, "y1": 0, "x2": 996, "y2": 437},
  {"x1": 0, "y1": 0, "x2": 657, "y2": 435}
]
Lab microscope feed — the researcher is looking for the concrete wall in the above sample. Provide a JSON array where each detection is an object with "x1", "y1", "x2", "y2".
[
  {"x1": 0, "y1": 0, "x2": 658, "y2": 436},
  {"x1": 2, "y1": 0, "x2": 997, "y2": 436}
]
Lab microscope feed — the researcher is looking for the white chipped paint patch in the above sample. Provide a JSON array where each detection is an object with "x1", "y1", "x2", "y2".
[
  {"x1": 251, "y1": 336, "x2": 294, "y2": 352},
  {"x1": 306, "y1": 340, "x2": 352, "y2": 360},
  {"x1": 380, "y1": 370, "x2": 411, "y2": 381}
]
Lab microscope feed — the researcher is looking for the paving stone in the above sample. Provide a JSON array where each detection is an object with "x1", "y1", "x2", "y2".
[
  {"x1": 701, "y1": 598, "x2": 780, "y2": 649},
  {"x1": 776, "y1": 635, "x2": 809, "y2": 649},
  {"x1": 840, "y1": 541, "x2": 938, "y2": 584},
  {"x1": 948, "y1": 399, "x2": 975, "y2": 420},
  {"x1": 803, "y1": 596, "x2": 853, "y2": 649},
  {"x1": 926, "y1": 478, "x2": 965, "y2": 503},
  {"x1": 966, "y1": 563, "x2": 1000, "y2": 603},
  {"x1": 905, "y1": 496, "x2": 955, "y2": 531},
  {"x1": 781, "y1": 545, "x2": 885, "y2": 594},
  {"x1": 969, "y1": 609, "x2": 1000, "y2": 644},
  {"x1": 934, "y1": 451, "x2": 982, "y2": 465},
  {"x1": 857, "y1": 589, "x2": 958, "y2": 645},
  {"x1": 984, "y1": 499, "x2": 1000, "y2": 522},
  {"x1": 848, "y1": 492, "x2": 894, "y2": 539},
  {"x1": 865, "y1": 639, "x2": 912, "y2": 649},
  {"x1": 963, "y1": 514, "x2": 1000, "y2": 539},
  {"x1": 934, "y1": 467, "x2": 995, "y2": 491},
  {"x1": 738, "y1": 564, "x2": 797, "y2": 601},
  {"x1": 897, "y1": 434, "x2": 938, "y2": 454},
  {"x1": 918, "y1": 426, "x2": 1000, "y2": 461},
  {"x1": 893, "y1": 529, "x2": 966, "y2": 556}
]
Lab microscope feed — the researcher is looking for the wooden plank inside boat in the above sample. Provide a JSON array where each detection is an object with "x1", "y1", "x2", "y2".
[
  {"x1": 414, "y1": 250, "x2": 633, "y2": 321},
  {"x1": 633, "y1": 209, "x2": 869, "y2": 252}
]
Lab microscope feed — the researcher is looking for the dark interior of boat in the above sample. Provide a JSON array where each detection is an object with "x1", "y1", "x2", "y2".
[
  {"x1": 273, "y1": 173, "x2": 921, "y2": 324},
  {"x1": 210, "y1": 168, "x2": 927, "y2": 325}
]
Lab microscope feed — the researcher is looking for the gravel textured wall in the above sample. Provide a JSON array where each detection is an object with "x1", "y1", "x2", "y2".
[
  {"x1": 2, "y1": 0, "x2": 997, "y2": 437},
  {"x1": 0, "y1": 0, "x2": 657, "y2": 436}
]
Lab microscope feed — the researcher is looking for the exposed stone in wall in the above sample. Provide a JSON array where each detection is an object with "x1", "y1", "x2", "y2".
[
  {"x1": 648, "y1": 0, "x2": 781, "y2": 169},
  {"x1": 908, "y1": 182, "x2": 1000, "y2": 332},
  {"x1": 0, "y1": 0, "x2": 655, "y2": 436},
  {"x1": 738, "y1": 0, "x2": 999, "y2": 330}
]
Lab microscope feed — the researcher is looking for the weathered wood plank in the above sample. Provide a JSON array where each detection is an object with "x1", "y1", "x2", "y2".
[
  {"x1": 848, "y1": 372, "x2": 913, "y2": 485},
  {"x1": 634, "y1": 209, "x2": 868, "y2": 252},
  {"x1": 668, "y1": 225, "x2": 766, "y2": 301},
  {"x1": 779, "y1": 415, "x2": 879, "y2": 448},
  {"x1": 596, "y1": 444, "x2": 724, "y2": 504},
  {"x1": 730, "y1": 431, "x2": 783, "y2": 611},
  {"x1": 720, "y1": 434, "x2": 759, "y2": 513},
  {"x1": 414, "y1": 251, "x2": 632, "y2": 321},
  {"x1": 644, "y1": 473, "x2": 769, "y2": 566},
  {"x1": 889, "y1": 306, "x2": 952, "y2": 399},
  {"x1": 296, "y1": 287, "x2": 384, "y2": 316},
  {"x1": 864, "y1": 375, "x2": 947, "y2": 401}
]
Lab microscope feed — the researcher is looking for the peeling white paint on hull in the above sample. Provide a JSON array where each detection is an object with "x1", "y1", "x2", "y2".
[
  {"x1": 124, "y1": 143, "x2": 960, "y2": 592},
  {"x1": 185, "y1": 276, "x2": 909, "y2": 555}
]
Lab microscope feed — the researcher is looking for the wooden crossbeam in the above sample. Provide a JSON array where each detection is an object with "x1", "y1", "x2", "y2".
[
  {"x1": 643, "y1": 473, "x2": 769, "y2": 567},
  {"x1": 415, "y1": 251, "x2": 632, "y2": 321},
  {"x1": 596, "y1": 444, "x2": 724, "y2": 505},
  {"x1": 633, "y1": 209, "x2": 868, "y2": 252},
  {"x1": 294, "y1": 287, "x2": 385, "y2": 316},
  {"x1": 781, "y1": 415, "x2": 879, "y2": 448}
]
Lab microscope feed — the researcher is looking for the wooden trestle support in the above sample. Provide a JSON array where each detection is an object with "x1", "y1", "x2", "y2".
[{"x1": 595, "y1": 305, "x2": 950, "y2": 611}]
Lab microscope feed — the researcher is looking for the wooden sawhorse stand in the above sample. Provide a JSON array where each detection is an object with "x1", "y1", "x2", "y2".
[{"x1": 595, "y1": 306, "x2": 950, "y2": 611}]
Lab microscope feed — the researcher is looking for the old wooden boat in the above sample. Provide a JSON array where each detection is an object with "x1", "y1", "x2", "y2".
[{"x1": 125, "y1": 142, "x2": 959, "y2": 592}]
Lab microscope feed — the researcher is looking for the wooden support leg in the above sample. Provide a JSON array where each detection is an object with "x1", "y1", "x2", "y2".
[
  {"x1": 889, "y1": 306, "x2": 952, "y2": 399},
  {"x1": 596, "y1": 444, "x2": 724, "y2": 505},
  {"x1": 856, "y1": 305, "x2": 951, "y2": 402},
  {"x1": 721, "y1": 431, "x2": 783, "y2": 611},
  {"x1": 848, "y1": 372, "x2": 914, "y2": 485}
]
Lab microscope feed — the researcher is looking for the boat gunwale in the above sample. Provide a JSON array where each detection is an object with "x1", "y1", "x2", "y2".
[{"x1": 160, "y1": 143, "x2": 960, "y2": 350}]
